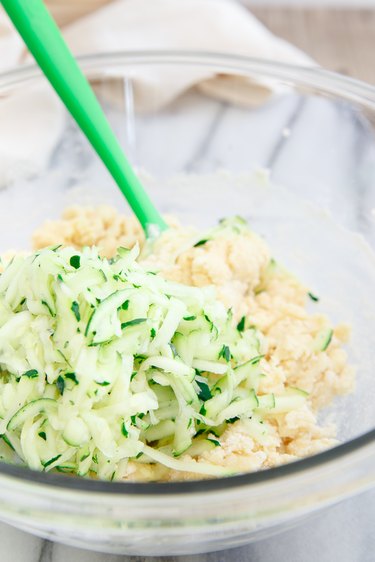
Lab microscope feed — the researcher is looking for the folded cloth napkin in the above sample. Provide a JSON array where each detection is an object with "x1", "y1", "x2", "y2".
[{"x1": 0, "y1": 0, "x2": 314, "y2": 187}]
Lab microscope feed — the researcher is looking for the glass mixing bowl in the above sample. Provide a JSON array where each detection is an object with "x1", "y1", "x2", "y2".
[{"x1": 0, "y1": 52, "x2": 375, "y2": 556}]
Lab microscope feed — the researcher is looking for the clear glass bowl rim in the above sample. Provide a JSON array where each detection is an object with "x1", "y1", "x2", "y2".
[{"x1": 0, "y1": 50, "x2": 374, "y2": 495}]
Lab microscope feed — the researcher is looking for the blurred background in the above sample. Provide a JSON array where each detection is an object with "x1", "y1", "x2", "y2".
[{"x1": 42, "y1": 0, "x2": 375, "y2": 85}]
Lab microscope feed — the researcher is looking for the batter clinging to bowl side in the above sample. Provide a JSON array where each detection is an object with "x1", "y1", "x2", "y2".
[{"x1": 0, "y1": 206, "x2": 353, "y2": 482}]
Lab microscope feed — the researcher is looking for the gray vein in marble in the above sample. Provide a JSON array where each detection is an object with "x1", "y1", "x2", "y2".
[
  {"x1": 38, "y1": 540, "x2": 54, "y2": 562},
  {"x1": 265, "y1": 96, "x2": 307, "y2": 169},
  {"x1": 183, "y1": 102, "x2": 228, "y2": 172},
  {"x1": 268, "y1": 94, "x2": 370, "y2": 236},
  {"x1": 117, "y1": 91, "x2": 223, "y2": 177},
  {"x1": 184, "y1": 93, "x2": 307, "y2": 174}
]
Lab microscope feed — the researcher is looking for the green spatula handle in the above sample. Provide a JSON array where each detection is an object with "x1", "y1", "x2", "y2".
[{"x1": 1, "y1": 0, "x2": 167, "y2": 236}]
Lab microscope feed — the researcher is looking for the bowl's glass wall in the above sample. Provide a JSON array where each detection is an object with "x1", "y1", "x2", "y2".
[{"x1": 0, "y1": 55, "x2": 375, "y2": 555}]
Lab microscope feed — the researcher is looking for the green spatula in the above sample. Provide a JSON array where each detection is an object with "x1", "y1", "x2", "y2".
[{"x1": 1, "y1": 0, "x2": 167, "y2": 238}]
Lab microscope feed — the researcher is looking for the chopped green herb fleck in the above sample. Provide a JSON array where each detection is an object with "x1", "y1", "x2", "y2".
[
  {"x1": 236, "y1": 316, "x2": 246, "y2": 332},
  {"x1": 121, "y1": 299, "x2": 130, "y2": 310},
  {"x1": 308, "y1": 292, "x2": 319, "y2": 302},
  {"x1": 71, "y1": 301, "x2": 80, "y2": 322},
  {"x1": 218, "y1": 344, "x2": 231, "y2": 362},
  {"x1": 65, "y1": 372, "x2": 79, "y2": 385},
  {"x1": 183, "y1": 315, "x2": 196, "y2": 321},
  {"x1": 194, "y1": 239, "x2": 209, "y2": 247},
  {"x1": 92, "y1": 454, "x2": 98, "y2": 464},
  {"x1": 130, "y1": 371, "x2": 137, "y2": 382},
  {"x1": 56, "y1": 375, "x2": 65, "y2": 395},
  {"x1": 150, "y1": 328, "x2": 156, "y2": 338},
  {"x1": 69, "y1": 255, "x2": 81, "y2": 269},
  {"x1": 38, "y1": 431, "x2": 47, "y2": 441},
  {"x1": 121, "y1": 422, "x2": 129, "y2": 437},
  {"x1": 23, "y1": 369, "x2": 38, "y2": 379},
  {"x1": 95, "y1": 381, "x2": 110, "y2": 387},
  {"x1": 196, "y1": 380, "x2": 212, "y2": 402},
  {"x1": 199, "y1": 404, "x2": 207, "y2": 416}
]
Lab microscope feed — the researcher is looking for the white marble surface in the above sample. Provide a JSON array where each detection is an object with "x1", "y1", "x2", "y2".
[{"x1": 1, "y1": 81, "x2": 375, "y2": 560}]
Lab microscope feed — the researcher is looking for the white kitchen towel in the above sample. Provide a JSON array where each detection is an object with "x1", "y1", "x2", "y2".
[{"x1": 0, "y1": 0, "x2": 314, "y2": 186}]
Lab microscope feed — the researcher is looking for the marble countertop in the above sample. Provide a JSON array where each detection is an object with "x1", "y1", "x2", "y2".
[{"x1": 1, "y1": 489, "x2": 374, "y2": 562}]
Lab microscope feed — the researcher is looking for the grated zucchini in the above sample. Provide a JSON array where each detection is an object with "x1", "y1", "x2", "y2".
[{"x1": 0, "y1": 241, "x2": 308, "y2": 479}]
